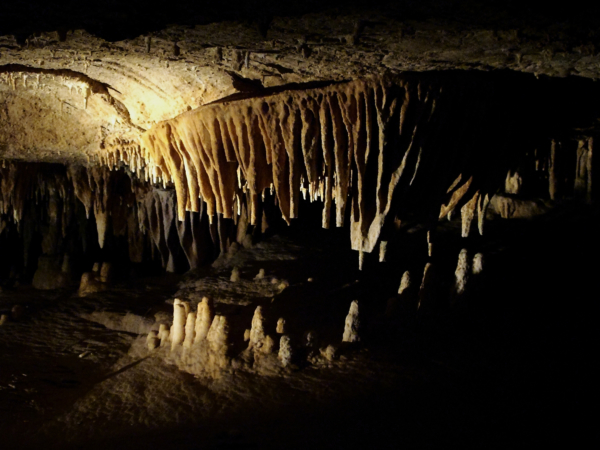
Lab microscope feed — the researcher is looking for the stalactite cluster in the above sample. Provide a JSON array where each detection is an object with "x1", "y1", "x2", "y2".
[
  {"x1": 0, "y1": 161, "x2": 229, "y2": 279},
  {"x1": 105, "y1": 74, "x2": 538, "y2": 258},
  {"x1": 1, "y1": 73, "x2": 596, "y2": 281}
]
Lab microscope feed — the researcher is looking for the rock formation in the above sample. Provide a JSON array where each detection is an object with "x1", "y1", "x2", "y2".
[
  {"x1": 342, "y1": 300, "x2": 360, "y2": 343},
  {"x1": 171, "y1": 300, "x2": 187, "y2": 349},
  {"x1": 278, "y1": 335, "x2": 293, "y2": 368},
  {"x1": 248, "y1": 306, "x2": 266, "y2": 351}
]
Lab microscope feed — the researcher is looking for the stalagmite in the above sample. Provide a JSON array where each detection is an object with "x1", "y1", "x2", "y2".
[
  {"x1": 171, "y1": 300, "x2": 186, "y2": 349},
  {"x1": 342, "y1": 300, "x2": 360, "y2": 343},
  {"x1": 454, "y1": 249, "x2": 470, "y2": 296},
  {"x1": 194, "y1": 297, "x2": 213, "y2": 343},
  {"x1": 78, "y1": 272, "x2": 106, "y2": 297},
  {"x1": 276, "y1": 318, "x2": 286, "y2": 334},
  {"x1": 180, "y1": 300, "x2": 191, "y2": 317},
  {"x1": 206, "y1": 315, "x2": 229, "y2": 355},
  {"x1": 230, "y1": 267, "x2": 240, "y2": 282},
  {"x1": 262, "y1": 335, "x2": 275, "y2": 354},
  {"x1": 254, "y1": 268, "x2": 265, "y2": 280},
  {"x1": 278, "y1": 335, "x2": 293, "y2": 367},
  {"x1": 99, "y1": 262, "x2": 112, "y2": 284},
  {"x1": 147, "y1": 331, "x2": 160, "y2": 350},
  {"x1": 183, "y1": 312, "x2": 196, "y2": 348},
  {"x1": 505, "y1": 170, "x2": 522, "y2": 194},
  {"x1": 0, "y1": 314, "x2": 8, "y2": 326},
  {"x1": 248, "y1": 306, "x2": 266, "y2": 350},
  {"x1": 305, "y1": 331, "x2": 318, "y2": 348},
  {"x1": 244, "y1": 329, "x2": 251, "y2": 341},
  {"x1": 472, "y1": 253, "x2": 484, "y2": 275},
  {"x1": 320, "y1": 345, "x2": 337, "y2": 361},
  {"x1": 159, "y1": 323, "x2": 170, "y2": 346}
]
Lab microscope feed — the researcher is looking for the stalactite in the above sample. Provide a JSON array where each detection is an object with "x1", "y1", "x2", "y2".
[
  {"x1": 461, "y1": 192, "x2": 479, "y2": 238},
  {"x1": 398, "y1": 271, "x2": 411, "y2": 295}
]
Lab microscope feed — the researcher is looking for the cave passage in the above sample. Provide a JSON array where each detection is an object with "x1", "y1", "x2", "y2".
[{"x1": 0, "y1": 67, "x2": 596, "y2": 449}]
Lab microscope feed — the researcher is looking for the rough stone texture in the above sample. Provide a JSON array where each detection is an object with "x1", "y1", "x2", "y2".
[{"x1": 3, "y1": 2, "x2": 600, "y2": 167}]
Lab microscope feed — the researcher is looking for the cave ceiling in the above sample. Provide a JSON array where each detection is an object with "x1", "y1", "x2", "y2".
[{"x1": 1, "y1": 1, "x2": 600, "y2": 166}]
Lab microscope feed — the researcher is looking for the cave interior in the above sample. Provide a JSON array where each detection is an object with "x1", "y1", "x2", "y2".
[{"x1": 0, "y1": 1, "x2": 597, "y2": 449}]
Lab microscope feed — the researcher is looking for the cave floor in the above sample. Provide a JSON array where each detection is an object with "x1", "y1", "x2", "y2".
[{"x1": 0, "y1": 204, "x2": 595, "y2": 449}]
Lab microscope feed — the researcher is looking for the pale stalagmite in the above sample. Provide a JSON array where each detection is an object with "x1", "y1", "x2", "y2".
[
  {"x1": 342, "y1": 300, "x2": 360, "y2": 343},
  {"x1": 278, "y1": 335, "x2": 293, "y2": 367},
  {"x1": 248, "y1": 306, "x2": 266, "y2": 350},
  {"x1": 194, "y1": 297, "x2": 213, "y2": 343},
  {"x1": 454, "y1": 249, "x2": 470, "y2": 296},
  {"x1": 171, "y1": 300, "x2": 186, "y2": 349}
]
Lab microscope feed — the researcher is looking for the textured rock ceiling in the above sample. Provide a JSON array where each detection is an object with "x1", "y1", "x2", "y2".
[{"x1": 2, "y1": 1, "x2": 600, "y2": 165}]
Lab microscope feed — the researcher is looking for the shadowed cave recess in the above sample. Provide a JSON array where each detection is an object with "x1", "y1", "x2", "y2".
[{"x1": 0, "y1": 2, "x2": 597, "y2": 449}]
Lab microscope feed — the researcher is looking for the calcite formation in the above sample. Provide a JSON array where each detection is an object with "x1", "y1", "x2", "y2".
[
  {"x1": 0, "y1": 68, "x2": 596, "y2": 277},
  {"x1": 106, "y1": 74, "x2": 514, "y2": 257},
  {"x1": 278, "y1": 335, "x2": 293, "y2": 368},
  {"x1": 342, "y1": 300, "x2": 360, "y2": 343},
  {"x1": 454, "y1": 249, "x2": 470, "y2": 297}
]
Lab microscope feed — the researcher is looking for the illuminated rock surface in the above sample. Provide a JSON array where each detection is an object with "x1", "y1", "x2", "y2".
[{"x1": 0, "y1": 2, "x2": 597, "y2": 449}]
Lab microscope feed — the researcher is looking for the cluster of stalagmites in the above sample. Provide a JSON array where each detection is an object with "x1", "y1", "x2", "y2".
[
  {"x1": 146, "y1": 245, "x2": 486, "y2": 377},
  {"x1": 147, "y1": 292, "x2": 356, "y2": 376},
  {"x1": 77, "y1": 262, "x2": 112, "y2": 297},
  {"x1": 386, "y1": 247, "x2": 485, "y2": 321}
]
